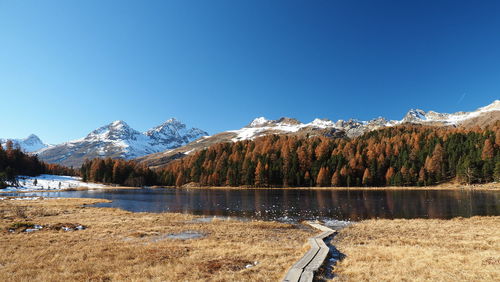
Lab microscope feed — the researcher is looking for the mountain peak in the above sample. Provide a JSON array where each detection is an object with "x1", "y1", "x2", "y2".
[
  {"x1": 310, "y1": 118, "x2": 335, "y2": 128},
  {"x1": 402, "y1": 109, "x2": 427, "y2": 123},
  {"x1": 86, "y1": 120, "x2": 139, "y2": 142},
  {"x1": 275, "y1": 117, "x2": 302, "y2": 125},
  {"x1": 109, "y1": 120, "x2": 130, "y2": 128},
  {"x1": 0, "y1": 134, "x2": 48, "y2": 153},
  {"x1": 248, "y1": 117, "x2": 269, "y2": 127},
  {"x1": 25, "y1": 134, "x2": 42, "y2": 142},
  {"x1": 164, "y1": 117, "x2": 180, "y2": 124},
  {"x1": 478, "y1": 100, "x2": 500, "y2": 112},
  {"x1": 146, "y1": 118, "x2": 186, "y2": 135}
]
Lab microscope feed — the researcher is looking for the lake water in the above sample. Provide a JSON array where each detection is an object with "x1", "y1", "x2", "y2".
[{"x1": 6, "y1": 188, "x2": 500, "y2": 222}]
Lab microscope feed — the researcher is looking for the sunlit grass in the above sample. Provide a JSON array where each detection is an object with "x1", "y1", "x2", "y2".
[
  {"x1": 0, "y1": 198, "x2": 312, "y2": 281},
  {"x1": 333, "y1": 217, "x2": 500, "y2": 281}
]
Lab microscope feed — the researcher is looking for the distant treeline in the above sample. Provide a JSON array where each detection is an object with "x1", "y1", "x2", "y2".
[
  {"x1": 80, "y1": 159, "x2": 157, "y2": 187},
  {"x1": 159, "y1": 124, "x2": 500, "y2": 187},
  {"x1": 0, "y1": 140, "x2": 76, "y2": 188}
]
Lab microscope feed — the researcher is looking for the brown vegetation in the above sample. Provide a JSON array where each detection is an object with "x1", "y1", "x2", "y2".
[
  {"x1": 0, "y1": 198, "x2": 312, "y2": 281},
  {"x1": 159, "y1": 124, "x2": 500, "y2": 188},
  {"x1": 333, "y1": 217, "x2": 500, "y2": 281}
]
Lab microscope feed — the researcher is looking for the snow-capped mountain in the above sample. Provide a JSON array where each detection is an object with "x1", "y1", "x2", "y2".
[
  {"x1": 36, "y1": 119, "x2": 208, "y2": 167},
  {"x1": 0, "y1": 134, "x2": 49, "y2": 152},
  {"x1": 230, "y1": 100, "x2": 500, "y2": 140},
  {"x1": 402, "y1": 100, "x2": 500, "y2": 125},
  {"x1": 145, "y1": 118, "x2": 208, "y2": 148},
  {"x1": 137, "y1": 100, "x2": 500, "y2": 168}
]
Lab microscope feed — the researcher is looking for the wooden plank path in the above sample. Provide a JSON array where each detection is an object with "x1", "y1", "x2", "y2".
[{"x1": 282, "y1": 221, "x2": 335, "y2": 282}]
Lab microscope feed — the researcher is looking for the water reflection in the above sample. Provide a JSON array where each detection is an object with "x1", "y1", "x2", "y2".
[{"x1": 5, "y1": 188, "x2": 499, "y2": 221}]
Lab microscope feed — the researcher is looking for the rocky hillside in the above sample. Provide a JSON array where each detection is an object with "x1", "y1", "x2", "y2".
[
  {"x1": 137, "y1": 100, "x2": 500, "y2": 168},
  {"x1": 36, "y1": 119, "x2": 207, "y2": 167}
]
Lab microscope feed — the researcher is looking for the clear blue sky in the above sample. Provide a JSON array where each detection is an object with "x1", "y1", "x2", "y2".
[{"x1": 1, "y1": 0, "x2": 499, "y2": 144}]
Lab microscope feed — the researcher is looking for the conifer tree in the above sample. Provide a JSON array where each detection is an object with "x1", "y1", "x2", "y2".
[
  {"x1": 331, "y1": 170, "x2": 341, "y2": 186},
  {"x1": 385, "y1": 167, "x2": 395, "y2": 185},
  {"x1": 362, "y1": 168, "x2": 372, "y2": 186},
  {"x1": 481, "y1": 139, "x2": 494, "y2": 160},
  {"x1": 316, "y1": 167, "x2": 329, "y2": 187}
]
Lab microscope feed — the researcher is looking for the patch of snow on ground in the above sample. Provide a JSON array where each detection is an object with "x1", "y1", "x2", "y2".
[{"x1": 3, "y1": 174, "x2": 107, "y2": 192}]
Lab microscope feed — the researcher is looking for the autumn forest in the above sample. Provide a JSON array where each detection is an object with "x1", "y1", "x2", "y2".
[{"x1": 80, "y1": 123, "x2": 500, "y2": 188}]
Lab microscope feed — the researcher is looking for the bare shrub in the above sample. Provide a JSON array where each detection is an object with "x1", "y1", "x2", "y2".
[
  {"x1": 11, "y1": 205, "x2": 28, "y2": 219},
  {"x1": 29, "y1": 206, "x2": 58, "y2": 217}
]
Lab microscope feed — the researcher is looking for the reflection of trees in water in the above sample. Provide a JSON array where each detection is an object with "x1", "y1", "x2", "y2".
[
  {"x1": 130, "y1": 188, "x2": 500, "y2": 220},
  {"x1": 315, "y1": 190, "x2": 326, "y2": 218}
]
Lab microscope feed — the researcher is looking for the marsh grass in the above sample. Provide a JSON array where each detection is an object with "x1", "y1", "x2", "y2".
[
  {"x1": 0, "y1": 198, "x2": 312, "y2": 281},
  {"x1": 333, "y1": 217, "x2": 500, "y2": 281}
]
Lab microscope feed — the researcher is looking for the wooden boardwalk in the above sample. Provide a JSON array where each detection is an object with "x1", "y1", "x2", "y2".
[{"x1": 282, "y1": 222, "x2": 335, "y2": 282}]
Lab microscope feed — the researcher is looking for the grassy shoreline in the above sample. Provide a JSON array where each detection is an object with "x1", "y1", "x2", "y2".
[
  {"x1": 333, "y1": 217, "x2": 500, "y2": 281},
  {"x1": 1, "y1": 196, "x2": 499, "y2": 281},
  {"x1": 0, "y1": 197, "x2": 313, "y2": 281}
]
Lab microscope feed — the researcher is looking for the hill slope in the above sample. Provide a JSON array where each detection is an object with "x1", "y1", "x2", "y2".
[{"x1": 138, "y1": 100, "x2": 500, "y2": 168}]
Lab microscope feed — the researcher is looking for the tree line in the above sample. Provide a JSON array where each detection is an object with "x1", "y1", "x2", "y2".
[
  {"x1": 80, "y1": 158, "x2": 157, "y2": 187},
  {"x1": 0, "y1": 140, "x2": 76, "y2": 188},
  {"x1": 158, "y1": 124, "x2": 500, "y2": 187}
]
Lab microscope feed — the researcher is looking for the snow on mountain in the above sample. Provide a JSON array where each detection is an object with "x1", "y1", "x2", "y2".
[
  {"x1": 249, "y1": 117, "x2": 269, "y2": 127},
  {"x1": 137, "y1": 100, "x2": 500, "y2": 168},
  {"x1": 36, "y1": 119, "x2": 208, "y2": 167},
  {"x1": 145, "y1": 118, "x2": 209, "y2": 148},
  {"x1": 402, "y1": 109, "x2": 427, "y2": 123},
  {"x1": 0, "y1": 134, "x2": 49, "y2": 153},
  {"x1": 400, "y1": 100, "x2": 500, "y2": 125},
  {"x1": 227, "y1": 100, "x2": 500, "y2": 141},
  {"x1": 310, "y1": 118, "x2": 336, "y2": 128},
  {"x1": 230, "y1": 117, "x2": 307, "y2": 141}
]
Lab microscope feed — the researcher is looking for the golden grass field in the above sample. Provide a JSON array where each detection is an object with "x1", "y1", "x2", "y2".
[
  {"x1": 0, "y1": 198, "x2": 313, "y2": 281},
  {"x1": 333, "y1": 216, "x2": 500, "y2": 281},
  {"x1": 1, "y1": 196, "x2": 499, "y2": 281}
]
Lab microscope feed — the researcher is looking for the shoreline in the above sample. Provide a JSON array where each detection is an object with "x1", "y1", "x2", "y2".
[
  {"x1": 173, "y1": 182, "x2": 500, "y2": 191},
  {"x1": 0, "y1": 185, "x2": 143, "y2": 194},
  {"x1": 3, "y1": 183, "x2": 498, "y2": 194}
]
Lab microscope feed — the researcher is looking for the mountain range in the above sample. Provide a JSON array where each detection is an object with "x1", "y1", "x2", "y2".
[
  {"x1": 2, "y1": 119, "x2": 207, "y2": 167},
  {"x1": 137, "y1": 100, "x2": 500, "y2": 168},
  {"x1": 2, "y1": 100, "x2": 499, "y2": 168}
]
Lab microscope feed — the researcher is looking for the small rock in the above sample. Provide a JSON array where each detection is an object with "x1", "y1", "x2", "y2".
[
  {"x1": 76, "y1": 225, "x2": 85, "y2": 230},
  {"x1": 62, "y1": 227, "x2": 72, "y2": 231},
  {"x1": 25, "y1": 228, "x2": 39, "y2": 233}
]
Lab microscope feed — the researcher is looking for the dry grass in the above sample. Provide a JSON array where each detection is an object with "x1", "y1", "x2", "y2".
[
  {"x1": 0, "y1": 198, "x2": 313, "y2": 281},
  {"x1": 333, "y1": 217, "x2": 500, "y2": 281}
]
